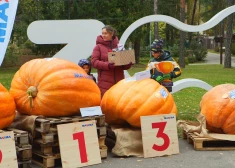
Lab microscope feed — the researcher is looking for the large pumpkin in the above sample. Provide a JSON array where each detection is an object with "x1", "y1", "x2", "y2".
[
  {"x1": 200, "y1": 84, "x2": 235, "y2": 134},
  {"x1": 0, "y1": 83, "x2": 16, "y2": 129},
  {"x1": 101, "y1": 78, "x2": 177, "y2": 127},
  {"x1": 10, "y1": 58, "x2": 101, "y2": 117}
]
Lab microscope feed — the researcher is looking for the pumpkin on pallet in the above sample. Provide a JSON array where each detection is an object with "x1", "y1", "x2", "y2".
[
  {"x1": 10, "y1": 58, "x2": 101, "y2": 117},
  {"x1": 101, "y1": 78, "x2": 177, "y2": 127},
  {"x1": 200, "y1": 84, "x2": 235, "y2": 134},
  {"x1": 0, "y1": 83, "x2": 16, "y2": 129}
]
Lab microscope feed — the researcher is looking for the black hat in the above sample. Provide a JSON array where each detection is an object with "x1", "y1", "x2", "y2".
[{"x1": 150, "y1": 39, "x2": 164, "y2": 52}]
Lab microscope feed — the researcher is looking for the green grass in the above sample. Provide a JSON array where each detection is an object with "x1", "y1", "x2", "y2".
[
  {"x1": 1, "y1": 63, "x2": 235, "y2": 122},
  {"x1": 0, "y1": 67, "x2": 18, "y2": 90}
]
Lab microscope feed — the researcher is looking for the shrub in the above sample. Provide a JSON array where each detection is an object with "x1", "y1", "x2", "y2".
[
  {"x1": 169, "y1": 44, "x2": 180, "y2": 57},
  {"x1": 2, "y1": 44, "x2": 19, "y2": 67},
  {"x1": 190, "y1": 40, "x2": 208, "y2": 61},
  {"x1": 173, "y1": 57, "x2": 189, "y2": 65}
]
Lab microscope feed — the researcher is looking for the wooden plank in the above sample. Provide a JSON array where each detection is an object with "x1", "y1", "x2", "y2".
[
  {"x1": 32, "y1": 140, "x2": 60, "y2": 155},
  {"x1": 18, "y1": 160, "x2": 31, "y2": 168},
  {"x1": 32, "y1": 150, "x2": 61, "y2": 168},
  {"x1": 99, "y1": 136, "x2": 106, "y2": 148},
  {"x1": 35, "y1": 115, "x2": 106, "y2": 134},
  {"x1": 100, "y1": 146, "x2": 108, "y2": 159},
  {"x1": 16, "y1": 145, "x2": 32, "y2": 161},
  {"x1": 97, "y1": 126, "x2": 107, "y2": 137}
]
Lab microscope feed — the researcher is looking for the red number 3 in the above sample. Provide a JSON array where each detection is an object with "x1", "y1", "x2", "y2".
[{"x1": 152, "y1": 122, "x2": 170, "y2": 151}]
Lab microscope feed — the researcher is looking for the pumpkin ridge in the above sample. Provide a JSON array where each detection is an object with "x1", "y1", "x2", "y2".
[
  {"x1": 126, "y1": 84, "x2": 159, "y2": 126},
  {"x1": 37, "y1": 73, "x2": 90, "y2": 88},
  {"x1": 123, "y1": 80, "x2": 159, "y2": 122},
  {"x1": 157, "y1": 88, "x2": 176, "y2": 114},
  {"x1": 31, "y1": 59, "x2": 84, "y2": 87},
  {"x1": 216, "y1": 100, "x2": 230, "y2": 129},
  {"x1": 222, "y1": 111, "x2": 235, "y2": 132},
  {"x1": 115, "y1": 80, "x2": 141, "y2": 119}
]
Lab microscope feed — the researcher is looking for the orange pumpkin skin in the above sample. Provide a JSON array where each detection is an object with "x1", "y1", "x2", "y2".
[
  {"x1": 101, "y1": 78, "x2": 177, "y2": 127},
  {"x1": 0, "y1": 83, "x2": 16, "y2": 129},
  {"x1": 10, "y1": 58, "x2": 101, "y2": 117},
  {"x1": 200, "y1": 84, "x2": 235, "y2": 134}
]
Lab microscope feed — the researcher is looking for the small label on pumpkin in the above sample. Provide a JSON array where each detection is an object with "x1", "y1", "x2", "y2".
[
  {"x1": 155, "y1": 88, "x2": 168, "y2": 99},
  {"x1": 74, "y1": 73, "x2": 93, "y2": 80},
  {"x1": 160, "y1": 88, "x2": 168, "y2": 99},
  {"x1": 230, "y1": 90, "x2": 235, "y2": 99}
]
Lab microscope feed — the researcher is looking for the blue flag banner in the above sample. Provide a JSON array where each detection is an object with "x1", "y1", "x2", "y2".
[{"x1": 0, "y1": 0, "x2": 18, "y2": 66}]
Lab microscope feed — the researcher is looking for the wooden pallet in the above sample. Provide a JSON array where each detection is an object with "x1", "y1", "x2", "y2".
[
  {"x1": 34, "y1": 126, "x2": 106, "y2": 144},
  {"x1": 183, "y1": 129, "x2": 235, "y2": 151},
  {"x1": 32, "y1": 136, "x2": 107, "y2": 155},
  {"x1": 32, "y1": 115, "x2": 107, "y2": 167},
  {"x1": 1, "y1": 128, "x2": 29, "y2": 147},
  {"x1": 18, "y1": 160, "x2": 32, "y2": 168},
  {"x1": 32, "y1": 151, "x2": 61, "y2": 168},
  {"x1": 32, "y1": 137, "x2": 107, "y2": 168},
  {"x1": 35, "y1": 115, "x2": 105, "y2": 133},
  {"x1": 0, "y1": 128, "x2": 32, "y2": 167}
]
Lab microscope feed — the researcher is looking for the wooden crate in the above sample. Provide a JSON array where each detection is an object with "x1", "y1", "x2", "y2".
[
  {"x1": 32, "y1": 151, "x2": 61, "y2": 168},
  {"x1": 0, "y1": 128, "x2": 32, "y2": 167},
  {"x1": 35, "y1": 115, "x2": 105, "y2": 133},
  {"x1": 32, "y1": 115, "x2": 107, "y2": 167},
  {"x1": 183, "y1": 129, "x2": 235, "y2": 150}
]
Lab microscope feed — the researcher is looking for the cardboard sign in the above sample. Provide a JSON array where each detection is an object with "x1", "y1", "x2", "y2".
[
  {"x1": 57, "y1": 120, "x2": 101, "y2": 168},
  {"x1": 0, "y1": 131, "x2": 18, "y2": 168},
  {"x1": 80, "y1": 106, "x2": 103, "y2": 117},
  {"x1": 141, "y1": 114, "x2": 179, "y2": 158},
  {"x1": 108, "y1": 50, "x2": 135, "y2": 66},
  {"x1": 135, "y1": 70, "x2": 150, "y2": 81}
]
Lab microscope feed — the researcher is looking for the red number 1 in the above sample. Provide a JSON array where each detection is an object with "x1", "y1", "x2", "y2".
[
  {"x1": 73, "y1": 132, "x2": 88, "y2": 163},
  {"x1": 152, "y1": 122, "x2": 170, "y2": 151}
]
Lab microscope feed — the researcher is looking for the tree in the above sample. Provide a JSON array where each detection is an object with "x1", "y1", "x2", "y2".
[
  {"x1": 188, "y1": 0, "x2": 198, "y2": 45},
  {"x1": 179, "y1": 0, "x2": 186, "y2": 68},
  {"x1": 224, "y1": 0, "x2": 234, "y2": 68},
  {"x1": 154, "y1": 0, "x2": 159, "y2": 39}
]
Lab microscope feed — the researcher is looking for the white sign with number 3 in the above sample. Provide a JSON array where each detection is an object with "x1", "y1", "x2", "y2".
[{"x1": 141, "y1": 114, "x2": 179, "y2": 158}]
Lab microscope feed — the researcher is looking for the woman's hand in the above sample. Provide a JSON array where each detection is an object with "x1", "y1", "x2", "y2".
[{"x1": 108, "y1": 62, "x2": 115, "y2": 69}]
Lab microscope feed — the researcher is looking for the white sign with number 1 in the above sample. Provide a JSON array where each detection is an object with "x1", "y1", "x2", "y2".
[
  {"x1": 141, "y1": 114, "x2": 179, "y2": 158},
  {"x1": 57, "y1": 120, "x2": 101, "y2": 168}
]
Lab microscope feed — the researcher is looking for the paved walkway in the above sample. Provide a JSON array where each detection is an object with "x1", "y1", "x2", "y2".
[{"x1": 191, "y1": 52, "x2": 235, "y2": 66}]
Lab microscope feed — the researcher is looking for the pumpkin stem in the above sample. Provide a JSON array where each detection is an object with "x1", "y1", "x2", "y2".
[{"x1": 27, "y1": 86, "x2": 38, "y2": 110}]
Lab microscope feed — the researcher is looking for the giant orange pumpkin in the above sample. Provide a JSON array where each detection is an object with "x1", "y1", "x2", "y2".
[
  {"x1": 200, "y1": 84, "x2": 235, "y2": 134},
  {"x1": 0, "y1": 83, "x2": 16, "y2": 129},
  {"x1": 101, "y1": 78, "x2": 177, "y2": 127},
  {"x1": 10, "y1": 58, "x2": 101, "y2": 117}
]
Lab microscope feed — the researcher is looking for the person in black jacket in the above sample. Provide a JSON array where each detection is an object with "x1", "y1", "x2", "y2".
[{"x1": 146, "y1": 39, "x2": 181, "y2": 91}]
